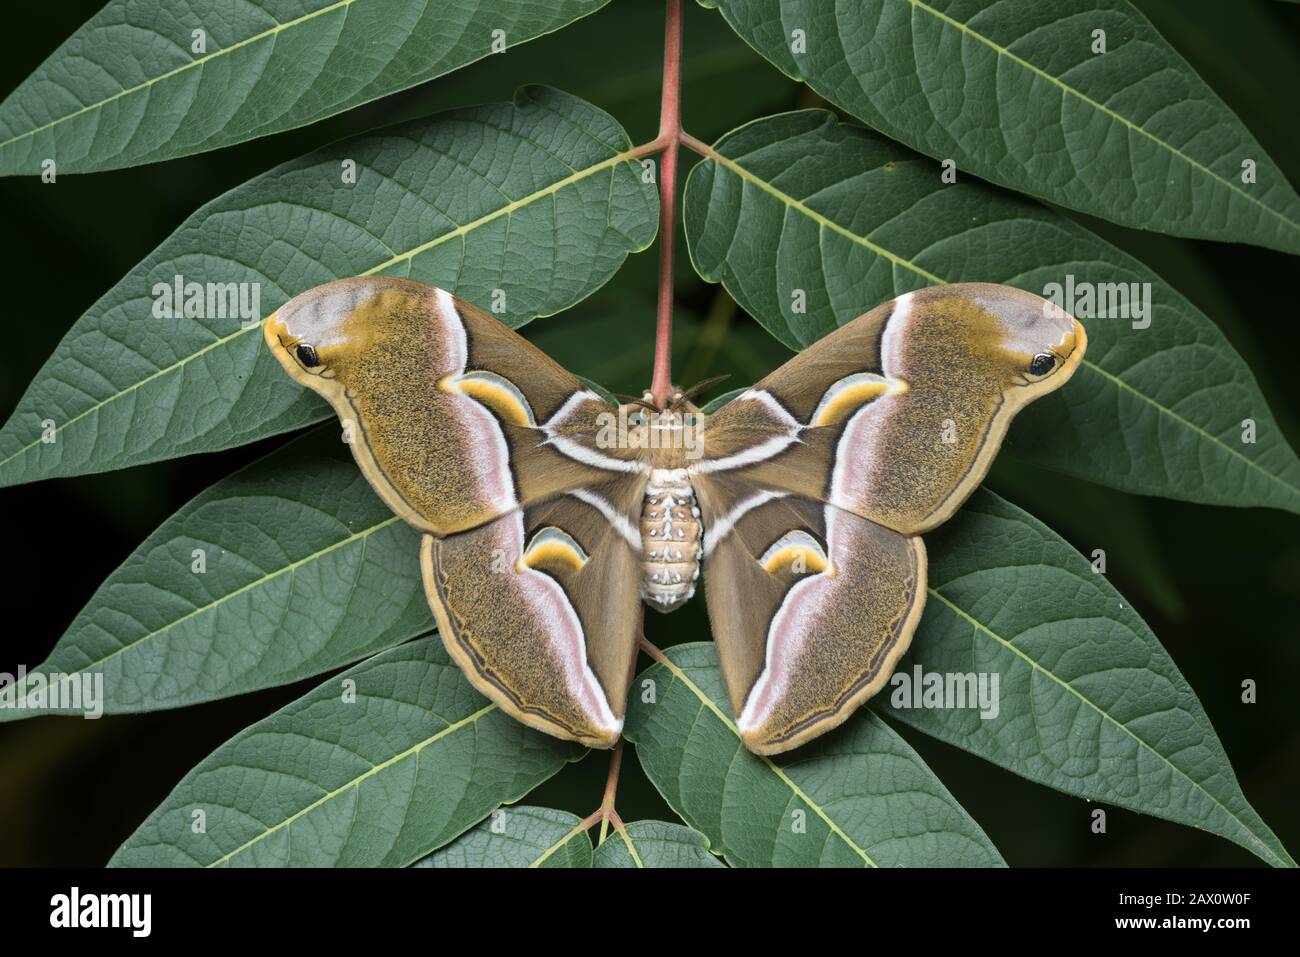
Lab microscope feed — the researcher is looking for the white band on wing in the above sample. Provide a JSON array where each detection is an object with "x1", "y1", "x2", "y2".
[
  {"x1": 702, "y1": 490, "x2": 787, "y2": 556},
  {"x1": 542, "y1": 391, "x2": 651, "y2": 474},
  {"x1": 503, "y1": 513, "x2": 621, "y2": 736},
  {"x1": 568, "y1": 489, "x2": 643, "y2": 550},
  {"x1": 692, "y1": 390, "x2": 803, "y2": 475}
]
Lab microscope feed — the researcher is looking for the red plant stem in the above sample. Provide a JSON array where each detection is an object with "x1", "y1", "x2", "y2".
[
  {"x1": 583, "y1": 1, "x2": 685, "y2": 832},
  {"x1": 597, "y1": 738, "x2": 625, "y2": 842},
  {"x1": 600, "y1": 740, "x2": 625, "y2": 814},
  {"x1": 649, "y1": 0, "x2": 684, "y2": 410}
]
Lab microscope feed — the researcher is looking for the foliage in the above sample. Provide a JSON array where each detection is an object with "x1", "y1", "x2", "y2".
[{"x1": 1, "y1": 0, "x2": 1296, "y2": 867}]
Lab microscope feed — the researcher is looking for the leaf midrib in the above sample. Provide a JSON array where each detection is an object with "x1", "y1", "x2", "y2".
[
  {"x1": 926, "y1": 585, "x2": 1291, "y2": 868},
  {"x1": 905, "y1": 0, "x2": 1294, "y2": 236},
  {"x1": 645, "y1": 649, "x2": 877, "y2": 867},
  {"x1": 692, "y1": 139, "x2": 1300, "y2": 505},
  {"x1": 0, "y1": 145, "x2": 645, "y2": 475},
  {"x1": 610, "y1": 822, "x2": 646, "y2": 867},
  {"x1": 0, "y1": 0, "x2": 356, "y2": 151},
  {"x1": 203, "y1": 701, "x2": 497, "y2": 867},
  {"x1": 44, "y1": 513, "x2": 402, "y2": 681},
  {"x1": 529, "y1": 822, "x2": 590, "y2": 868}
]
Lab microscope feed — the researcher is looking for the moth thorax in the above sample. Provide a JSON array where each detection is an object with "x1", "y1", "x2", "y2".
[{"x1": 640, "y1": 469, "x2": 701, "y2": 613}]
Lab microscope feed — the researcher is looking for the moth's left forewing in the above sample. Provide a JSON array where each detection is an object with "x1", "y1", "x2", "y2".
[{"x1": 264, "y1": 276, "x2": 634, "y2": 536}]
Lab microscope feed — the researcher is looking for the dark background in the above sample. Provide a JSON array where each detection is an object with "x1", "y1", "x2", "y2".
[{"x1": 1, "y1": 0, "x2": 1297, "y2": 867}]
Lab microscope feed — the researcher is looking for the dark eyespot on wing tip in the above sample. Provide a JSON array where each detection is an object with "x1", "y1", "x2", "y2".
[
  {"x1": 295, "y1": 343, "x2": 320, "y2": 367},
  {"x1": 1029, "y1": 352, "x2": 1056, "y2": 376}
]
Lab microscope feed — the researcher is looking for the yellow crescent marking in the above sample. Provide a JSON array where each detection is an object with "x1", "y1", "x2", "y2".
[
  {"x1": 812, "y1": 382, "x2": 883, "y2": 427},
  {"x1": 759, "y1": 531, "x2": 832, "y2": 577},
  {"x1": 441, "y1": 372, "x2": 536, "y2": 427},
  {"x1": 760, "y1": 545, "x2": 831, "y2": 576},
  {"x1": 811, "y1": 374, "x2": 909, "y2": 428},
  {"x1": 520, "y1": 541, "x2": 588, "y2": 574},
  {"x1": 519, "y1": 526, "x2": 590, "y2": 575}
]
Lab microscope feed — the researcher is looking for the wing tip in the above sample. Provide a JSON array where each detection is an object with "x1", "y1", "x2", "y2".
[
  {"x1": 584, "y1": 719, "x2": 624, "y2": 750},
  {"x1": 737, "y1": 713, "x2": 841, "y2": 757}
]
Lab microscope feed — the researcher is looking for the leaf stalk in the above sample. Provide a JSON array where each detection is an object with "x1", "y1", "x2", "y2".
[{"x1": 648, "y1": 0, "x2": 685, "y2": 410}]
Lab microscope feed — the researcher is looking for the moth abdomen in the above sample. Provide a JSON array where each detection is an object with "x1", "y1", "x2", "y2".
[{"x1": 640, "y1": 468, "x2": 701, "y2": 612}]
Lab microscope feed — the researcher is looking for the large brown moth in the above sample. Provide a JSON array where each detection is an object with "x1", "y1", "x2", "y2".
[{"x1": 265, "y1": 277, "x2": 1085, "y2": 755}]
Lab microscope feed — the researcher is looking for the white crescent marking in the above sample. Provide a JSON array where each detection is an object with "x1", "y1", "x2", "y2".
[
  {"x1": 522, "y1": 525, "x2": 590, "y2": 566},
  {"x1": 433, "y1": 288, "x2": 515, "y2": 514},
  {"x1": 435, "y1": 287, "x2": 468, "y2": 370},
  {"x1": 758, "y1": 529, "x2": 828, "y2": 570},
  {"x1": 447, "y1": 370, "x2": 538, "y2": 426},
  {"x1": 827, "y1": 291, "x2": 912, "y2": 513}
]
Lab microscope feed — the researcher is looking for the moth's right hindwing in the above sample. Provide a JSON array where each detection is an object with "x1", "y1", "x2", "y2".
[{"x1": 694, "y1": 483, "x2": 926, "y2": 755}]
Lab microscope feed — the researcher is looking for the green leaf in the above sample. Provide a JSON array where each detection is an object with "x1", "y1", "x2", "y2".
[
  {"x1": 0, "y1": 429, "x2": 429, "y2": 721},
  {"x1": 699, "y1": 386, "x2": 749, "y2": 414},
  {"x1": 413, "y1": 806, "x2": 592, "y2": 868},
  {"x1": 380, "y1": 0, "x2": 800, "y2": 148},
  {"x1": 683, "y1": 111, "x2": 1300, "y2": 512},
  {"x1": 885, "y1": 489, "x2": 1294, "y2": 868},
  {"x1": 576, "y1": 376, "x2": 619, "y2": 409},
  {"x1": 594, "y1": 821, "x2": 725, "y2": 868},
  {"x1": 110, "y1": 639, "x2": 582, "y2": 867},
  {"x1": 527, "y1": 297, "x2": 790, "y2": 402},
  {"x1": 701, "y1": 0, "x2": 1300, "y2": 253},
  {"x1": 987, "y1": 458, "x2": 1188, "y2": 622},
  {"x1": 0, "y1": 0, "x2": 611, "y2": 174},
  {"x1": 624, "y1": 643, "x2": 1004, "y2": 868},
  {"x1": 0, "y1": 86, "x2": 658, "y2": 487}
]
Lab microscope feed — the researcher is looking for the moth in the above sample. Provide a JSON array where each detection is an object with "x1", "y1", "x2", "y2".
[{"x1": 265, "y1": 277, "x2": 1085, "y2": 754}]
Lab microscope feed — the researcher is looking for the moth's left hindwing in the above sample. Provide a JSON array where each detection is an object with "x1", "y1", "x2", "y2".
[
  {"x1": 266, "y1": 277, "x2": 644, "y2": 747},
  {"x1": 421, "y1": 479, "x2": 645, "y2": 748}
]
